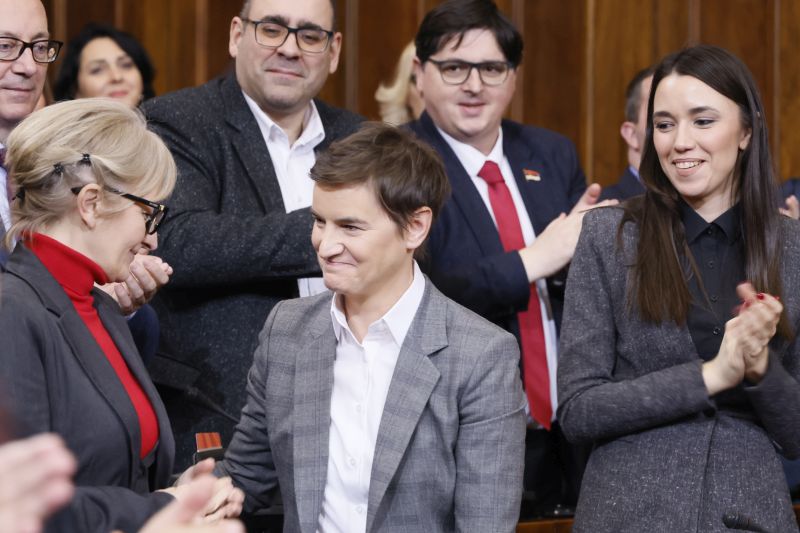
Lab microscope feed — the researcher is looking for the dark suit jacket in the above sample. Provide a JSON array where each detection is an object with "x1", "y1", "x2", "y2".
[
  {"x1": 558, "y1": 207, "x2": 800, "y2": 532},
  {"x1": 408, "y1": 112, "x2": 586, "y2": 337},
  {"x1": 143, "y1": 75, "x2": 362, "y2": 467},
  {"x1": 217, "y1": 280, "x2": 526, "y2": 533},
  {"x1": 0, "y1": 246, "x2": 175, "y2": 533},
  {"x1": 599, "y1": 166, "x2": 644, "y2": 201}
]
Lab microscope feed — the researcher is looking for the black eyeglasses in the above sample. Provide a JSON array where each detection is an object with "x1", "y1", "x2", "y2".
[
  {"x1": 71, "y1": 185, "x2": 168, "y2": 235},
  {"x1": 240, "y1": 18, "x2": 333, "y2": 53},
  {"x1": 0, "y1": 37, "x2": 63, "y2": 64},
  {"x1": 427, "y1": 59, "x2": 513, "y2": 86}
]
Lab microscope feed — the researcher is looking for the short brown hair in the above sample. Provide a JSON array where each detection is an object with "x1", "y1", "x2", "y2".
[
  {"x1": 310, "y1": 122, "x2": 450, "y2": 232},
  {"x1": 240, "y1": 0, "x2": 337, "y2": 30}
]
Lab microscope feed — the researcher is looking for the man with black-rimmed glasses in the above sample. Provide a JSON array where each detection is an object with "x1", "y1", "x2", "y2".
[
  {"x1": 143, "y1": 0, "x2": 362, "y2": 469},
  {"x1": 0, "y1": 0, "x2": 60, "y2": 243},
  {"x1": 407, "y1": 0, "x2": 615, "y2": 520}
]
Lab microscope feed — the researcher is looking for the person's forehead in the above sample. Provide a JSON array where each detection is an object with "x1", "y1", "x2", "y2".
[
  {"x1": 432, "y1": 29, "x2": 506, "y2": 61},
  {"x1": 0, "y1": 0, "x2": 49, "y2": 40},
  {"x1": 248, "y1": 0, "x2": 334, "y2": 27}
]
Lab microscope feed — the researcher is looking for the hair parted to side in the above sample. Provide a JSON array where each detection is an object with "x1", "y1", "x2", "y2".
[
  {"x1": 310, "y1": 122, "x2": 450, "y2": 247},
  {"x1": 415, "y1": 0, "x2": 523, "y2": 67},
  {"x1": 624, "y1": 65, "x2": 655, "y2": 123},
  {"x1": 5, "y1": 98, "x2": 176, "y2": 247},
  {"x1": 622, "y1": 44, "x2": 791, "y2": 340},
  {"x1": 375, "y1": 42, "x2": 417, "y2": 125},
  {"x1": 239, "y1": 0, "x2": 338, "y2": 30},
  {"x1": 53, "y1": 22, "x2": 156, "y2": 102}
]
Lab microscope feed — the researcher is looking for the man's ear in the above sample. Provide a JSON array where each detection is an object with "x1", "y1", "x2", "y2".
[
  {"x1": 75, "y1": 185, "x2": 102, "y2": 230},
  {"x1": 404, "y1": 206, "x2": 433, "y2": 252},
  {"x1": 413, "y1": 57, "x2": 424, "y2": 94},
  {"x1": 229, "y1": 16, "x2": 244, "y2": 59},
  {"x1": 620, "y1": 121, "x2": 639, "y2": 151},
  {"x1": 328, "y1": 32, "x2": 343, "y2": 74}
]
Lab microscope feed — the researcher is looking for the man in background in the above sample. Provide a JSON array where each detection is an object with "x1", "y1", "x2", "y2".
[
  {"x1": 601, "y1": 66, "x2": 653, "y2": 201},
  {"x1": 408, "y1": 0, "x2": 611, "y2": 517},
  {"x1": 145, "y1": 0, "x2": 362, "y2": 467}
]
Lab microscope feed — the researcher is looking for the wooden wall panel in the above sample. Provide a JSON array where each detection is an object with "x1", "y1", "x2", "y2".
[
  {"x1": 591, "y1": 0, "x2": 657, "y2": 183},
  {"x1": 40, "y1": 0, "x2": 800, "y2": 184},
  {"x1": 521, "y1": 1, "x2": 587, "y2": 170},
  {"x1": 779, "y1": 0, "x2": 800, "y2": 179}
]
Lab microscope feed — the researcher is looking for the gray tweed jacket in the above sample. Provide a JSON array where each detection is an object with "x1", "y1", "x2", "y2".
[
  {"x1": 558, "y1": 206, "x2": 800, "y2": 532},
  {"x1": 217, "y1": 279, "x2": 527, "y2": 533},
  {"x1": 143, "y1": 75, "x2": 362, "y2": 468}
]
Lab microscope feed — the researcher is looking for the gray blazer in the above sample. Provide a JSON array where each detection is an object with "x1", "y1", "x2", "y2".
[
  {"x1": 217, "y1": 279, "x2": 526, "y2": 533},
  {"x1": 558, "y1": 207, "x2": 800, "y2": 532},
  {"x1": 143, "y1": 74, "x2": 363, "y2": 467},
  {"x1": 0, "y1": 246, "x2": 175, "y2": 532}
]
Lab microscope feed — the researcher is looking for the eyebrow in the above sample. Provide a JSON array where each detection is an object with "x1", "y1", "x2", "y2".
[
  {"x1": 687, "y1": 106, "x2": 720, "y2": 115},
  {"x1": 86, "y1": 53, "x2": 131, "y2": 64},
  {"x1": 653, "y1": 106, "x2": 720, "y2": 119},
  {"x1": 257, "y1": 14, "x2": 326, "y2": 30},
  {"x1": 0, "y1": 31, "x2": 49, "y2": 40},
  {"x1": 334, "y1": 217, "x2": 367, "y2": 226}
]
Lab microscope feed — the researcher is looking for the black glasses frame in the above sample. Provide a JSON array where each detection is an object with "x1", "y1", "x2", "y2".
[
  {"x1": 240, "y1": 17, "x2": 333, "y2": 53},
  {"x1": 426, "y1": 59, "x2": 513, "y2": 86},
  {"x1": 0, "y1": 37, "x2": 63, "y2": 64},
  {"x1": 70, "y1": 185, "x2": 168, "y2": 235}
]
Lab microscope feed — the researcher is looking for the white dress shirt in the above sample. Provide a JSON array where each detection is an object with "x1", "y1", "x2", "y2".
[
  {"x1": 243, "y1": 92, "x2": 327, "y2": 297},
  {"x1": 437, "y1": 126, "x2": 559, "y2": 420},
  {"x1": 0, "y1": 141, "x2": 10, "y2": 231},
  {"x1": 317, "y1": 262, "x2": 426, "y2": 533}
]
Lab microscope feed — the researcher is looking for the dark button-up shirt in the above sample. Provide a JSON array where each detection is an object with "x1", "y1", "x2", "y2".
[{"x1": 681, "y1": 201, "x2": 749, "y2": 412}]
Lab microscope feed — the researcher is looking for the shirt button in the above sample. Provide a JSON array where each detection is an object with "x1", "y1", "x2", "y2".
[
  {"x1": 355, "y1": 403, "x2": 362, "y2": 413},
  {"x1": 707, "y1": 260, "x2": 714, "y2": 269},
  {"x1": 348, "y1": 456, "x2": 356, "y2": 467},
  {"x1": 355, "y1": 505, "x2": 366, "y2": 514},
  {"x1": 706, "y1": 228, "x2": 714, "y2": 235},
  {"x1": 710, "y1": 295, "x2": 718, "y2": 303},
  {"x1": 712, "y1": 327, "x2": 721, "y2": 335}
]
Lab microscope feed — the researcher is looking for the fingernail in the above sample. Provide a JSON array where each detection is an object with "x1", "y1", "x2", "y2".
[{"x1": 756, "y1": 293, "x2": 765, "y2": 300}]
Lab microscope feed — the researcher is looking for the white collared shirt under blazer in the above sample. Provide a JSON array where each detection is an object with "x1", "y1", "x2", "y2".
[{"x1": 317, "y1": 262, "x2": 426, "y2": 533}]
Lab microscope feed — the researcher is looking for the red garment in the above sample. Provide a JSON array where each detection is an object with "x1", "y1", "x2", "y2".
[
  {"x1": 28, "y1": 233, "x2": 159, "y2": 458},
  {"x1": 477, "y1": 161, "x2": 552, "y2": 429}
]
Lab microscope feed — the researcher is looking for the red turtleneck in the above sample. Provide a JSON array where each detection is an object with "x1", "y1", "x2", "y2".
[{"x1": 28, "y1": 233, "x2": 159, "y2": 459}]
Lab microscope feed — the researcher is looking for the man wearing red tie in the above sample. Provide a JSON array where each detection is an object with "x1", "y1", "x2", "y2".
[{"x1": 408, "y1": 0, "x2": 613, "y2": 518}]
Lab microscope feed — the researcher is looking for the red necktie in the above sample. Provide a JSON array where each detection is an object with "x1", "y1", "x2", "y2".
[{"x1": 478, "y1": 160, "x2": 552, "y2": 429}]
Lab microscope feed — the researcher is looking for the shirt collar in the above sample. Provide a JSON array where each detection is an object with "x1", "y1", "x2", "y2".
[
  {"x1": 436, "y1": 125, "x2": 505, "y2": 177},
  {"x1": 330, "y1": 261, "x2": 426, "y2": 348},
  {"x1": 242, "y1": 91, "x2": 325, "y2": 149},
  {"x1": 680, "y1": 198, "x2": 741, "y2": 244}
]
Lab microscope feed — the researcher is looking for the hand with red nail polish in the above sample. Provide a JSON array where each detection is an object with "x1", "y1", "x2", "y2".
[{"x1": 703, "y1": 282, "x2": 783, "y2": 393}]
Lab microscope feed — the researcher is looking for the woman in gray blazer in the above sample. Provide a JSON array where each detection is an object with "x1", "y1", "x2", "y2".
[
  {"x1": 558, "y1": 45, "x2": 800, "y2": 532},
  {"x1": 0, "y1": 99, "x2": 241, "y2": 532}
]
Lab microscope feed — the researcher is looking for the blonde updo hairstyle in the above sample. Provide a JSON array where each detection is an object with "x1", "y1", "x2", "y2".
[
  {"x1": 4, "y1": 98, "x2": 176, "y2": 247},
  {"x1": 375, "y1": 42, "x2": 418, "y2": 125}
]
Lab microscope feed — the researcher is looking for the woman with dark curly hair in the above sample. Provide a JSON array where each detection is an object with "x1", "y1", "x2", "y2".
[{"x1": 54, "y1": 23, "x2": 155, "y2": 108}]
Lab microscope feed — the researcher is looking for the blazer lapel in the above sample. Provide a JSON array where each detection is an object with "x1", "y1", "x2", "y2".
[
  {"x1": 503, "y1": 124, "x2": 563, "y2": 236},
  {"x1": 221, "y1": 75, "x2": 285, "y2": 213},
  {"x1": 96, "y1": 296, "x2": 174, "y2": 483},
  {"x1": 293, "y1": 318, "x2": 337, "y2": 533},
  {"x1": 416, "y1": 112, "x2": 505, "y2": 258},
  {"x1": 366, "y1": 281, "x2": 447, "y2": 532}
]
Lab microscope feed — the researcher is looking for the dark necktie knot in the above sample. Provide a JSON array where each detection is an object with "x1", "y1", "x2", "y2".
[{"x1": 478, "y1": 160, "x2": 504, "y2": 186}]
